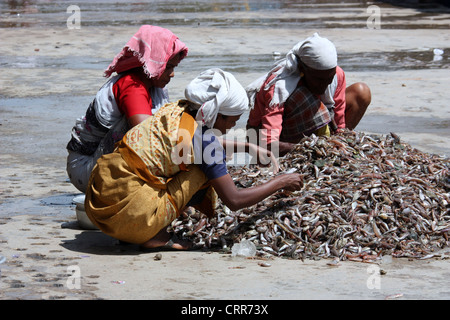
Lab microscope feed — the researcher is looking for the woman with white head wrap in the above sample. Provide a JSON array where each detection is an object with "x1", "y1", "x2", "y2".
[
  {"x1": 185, "y1": 68, "x2": 249, "y2": 128},
  {"x1": 247, "y1": 33, "x2": 371, "y2": 156},
  {"x1": 84, "y1": 68, "x2": 303, "y2": 251}
]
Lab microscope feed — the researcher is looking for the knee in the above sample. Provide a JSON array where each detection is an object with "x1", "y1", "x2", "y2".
[{"x1": 353, "y1": 82, "x2": 372, "y2": 107}]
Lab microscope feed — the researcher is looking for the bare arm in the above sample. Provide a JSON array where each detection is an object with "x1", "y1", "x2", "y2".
[
  {"x1": 128, "y1": 114, "x2": 151, "y2": 128},
  {"x1": 269, "y1": 140, "x2": 295, "y2": 157},
  {"x1": 210, "y1": 172, "x2": 303, "y2": 211},
  {"x1": 218, "y1": 138, "x2": 280, "y2": 173}
]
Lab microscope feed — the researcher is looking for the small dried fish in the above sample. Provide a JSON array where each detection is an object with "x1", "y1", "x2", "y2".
[
  {"x1": 169, "y1": 131, "x2": 449, "y2": 261},
  {"x1": 258, "y1": 261, "x2": 272, "y2": 267},
  {"x1": 385, "y1": 293, "x2": 404, "y2": 300}
]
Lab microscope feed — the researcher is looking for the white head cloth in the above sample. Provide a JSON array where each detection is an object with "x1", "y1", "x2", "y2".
[
  {"x1": 185, "y1": 68, "x2": 249, "y2": 128},
  {"x1": 246, "y1": 33, "x2": 337, "y2": 109}
]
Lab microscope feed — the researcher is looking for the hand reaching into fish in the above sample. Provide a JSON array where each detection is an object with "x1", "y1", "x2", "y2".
[
  {"x1": 219, "y1": 138, "x2": 280, "y2": 174},
  {"x1": 272, "y1": 172, "x2": 304, "y2": 192},
  {"x1": 210, "y1": 170, "x2": 303, "y2": 212}
]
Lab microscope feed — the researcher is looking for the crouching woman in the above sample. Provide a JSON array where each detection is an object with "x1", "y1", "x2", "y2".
[{"x1": 84, "y1": 69, "x2": 303, "y2": 250}]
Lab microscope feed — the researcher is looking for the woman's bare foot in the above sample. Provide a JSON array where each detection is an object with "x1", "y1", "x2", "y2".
[{"x1": 141, "y1": 229, "x2": 192, "y2": 250}]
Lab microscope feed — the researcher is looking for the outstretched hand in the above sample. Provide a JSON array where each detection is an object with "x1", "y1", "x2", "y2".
[{"x1": 275, "y1": 173, "x2": 304, "y2": 192}]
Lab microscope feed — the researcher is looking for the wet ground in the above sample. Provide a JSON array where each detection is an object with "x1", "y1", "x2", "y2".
[
  {"x1": 1, "y1": 47, "x2": 449, "y2": 74},
  {"x1": 0, "y1": 0, "x2": 449, "y2": 301},
  {"x1": 1, "y1": 1, "x2": 450, "y2": 73},
  {"x1": 1, "y1": 0, "x2": 450, "y2": 29}
]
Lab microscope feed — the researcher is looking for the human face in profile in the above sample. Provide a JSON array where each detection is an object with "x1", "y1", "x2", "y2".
[
  {"x1": 150, "y1": 53, "x2": 183, "y2": 88},
  {"x1": 213, "y1": 114, "x2": 241, "y2": 135}
]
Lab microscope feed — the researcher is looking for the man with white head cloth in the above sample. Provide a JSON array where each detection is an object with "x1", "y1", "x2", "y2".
[
  {"x1": 84, "y1": 68, "x2": 303, "y2": 251},
  {"x1": 247, "y1": 33, "x2": 371, "y2": 156}
]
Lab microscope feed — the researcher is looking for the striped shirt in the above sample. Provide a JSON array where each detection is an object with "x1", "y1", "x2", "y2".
[
  {"x1": 280, "y1": 86, "x2": 331, "y2": 143},
  {"x1": 247, "y1": 66, "x2": 346, "y2": 144}
]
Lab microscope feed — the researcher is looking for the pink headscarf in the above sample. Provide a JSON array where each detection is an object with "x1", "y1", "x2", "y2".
[{"x1": 104, "y1": 25, "x2": 188, "y2": 79}]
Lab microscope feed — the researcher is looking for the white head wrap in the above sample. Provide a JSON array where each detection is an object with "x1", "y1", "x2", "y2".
[
  {"x1": 185, "y1": 68, "x2": 249, "y2": 128},
  {"x1": 297, "y1": 33, "x2": 337, "y2": 70},
  {"x1": 246, "y1": 33, "x2": 337, "y2": 109}
]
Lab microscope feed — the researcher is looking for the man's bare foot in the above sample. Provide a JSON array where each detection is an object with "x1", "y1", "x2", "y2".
[{"x1": 141, "y1": 229, "x2": 192, "y2": 251}]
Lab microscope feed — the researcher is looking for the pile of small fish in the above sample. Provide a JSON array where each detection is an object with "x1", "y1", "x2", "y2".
[{"x1": 170, "y1": 131, "x2": 450, "y2": 261}]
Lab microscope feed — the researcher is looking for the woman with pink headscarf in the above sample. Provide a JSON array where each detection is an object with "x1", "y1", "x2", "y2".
[{"x1": 66, "y1": 25, "x2": 188, "y2": 193}]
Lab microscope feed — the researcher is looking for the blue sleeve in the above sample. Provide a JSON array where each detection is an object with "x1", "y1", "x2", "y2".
[{"x1": 192, "y1": 126, "x2": 228, "y2": 180}]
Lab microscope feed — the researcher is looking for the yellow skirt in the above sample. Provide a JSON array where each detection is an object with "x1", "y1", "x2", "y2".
[{"x1": 84, "y1": 152, "x2": 209, "y2": 244}]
